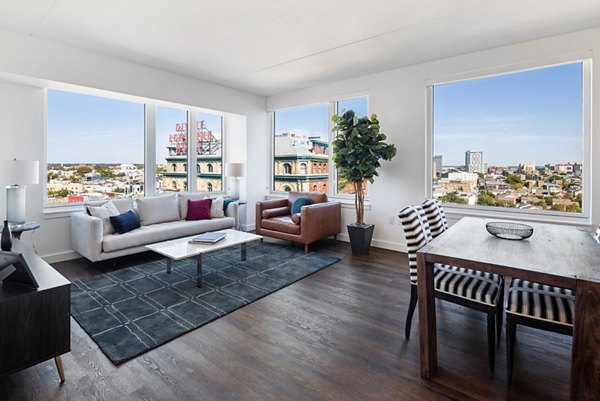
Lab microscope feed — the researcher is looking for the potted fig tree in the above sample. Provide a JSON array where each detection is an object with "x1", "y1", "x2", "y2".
[{"x1": 331, "y1": 110, "x2": 396, "y2": 255}]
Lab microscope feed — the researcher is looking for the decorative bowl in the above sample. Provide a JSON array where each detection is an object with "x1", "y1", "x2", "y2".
[{"x1": 486, "y1": 222, "x2": 533, "y2": 240}]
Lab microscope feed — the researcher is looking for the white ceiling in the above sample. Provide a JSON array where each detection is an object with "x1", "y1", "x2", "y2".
[{"x1": 0, "y1": 0, "x2": 599, "y2": 96}]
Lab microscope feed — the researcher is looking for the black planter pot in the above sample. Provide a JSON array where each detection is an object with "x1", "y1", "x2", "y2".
[{"x1": 347, "y1": 224, "x2": 375, "y2": 255}]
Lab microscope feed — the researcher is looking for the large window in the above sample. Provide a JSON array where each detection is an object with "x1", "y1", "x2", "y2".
[
  {"x1": 272, "y1": 96, "x2": 368, "y2": 196},
  {"x1": 273, "y1": 104, "x2": 329, "y2": 193},
  {"x1": 47, "y1": 90, "x2": 145, "y2": 204},
  {"x1": 431, "y1": 62, "x2": 585, "y2": 215},
  {"x1": 47, "y1": 89, "x2": 226, "y2": 205},
  {"x1": 196, "y1": 112, "x2": 223, "y2": 193}
]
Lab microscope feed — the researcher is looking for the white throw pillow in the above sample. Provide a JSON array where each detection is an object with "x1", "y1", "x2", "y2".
[
  {"x1": 87, "y1": 201, "x2": 120, "y2": 236},
  {"x1": 204, "y1": 195, "x2": 225, "y2": 218},
  {"x1": 136, "y1": 194, "x2": 180, "y2": 226}
]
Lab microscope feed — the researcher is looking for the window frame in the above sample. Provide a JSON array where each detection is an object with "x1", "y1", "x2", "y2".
[
  {"x1": 270, "y1": 95, "x2": 369, "y2": 199},
  {"x1": 426, "y1": 55, "x2": 592, "y2": 223},
  {"x1": 44, "y1": 88, "x2": 227, "y2": 209}
]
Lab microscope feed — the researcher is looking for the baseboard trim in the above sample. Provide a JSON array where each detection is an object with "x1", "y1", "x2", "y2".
[
  {"x1": 242, "y1": 223, "x2": 256, "y2": 232},
  {"x1": 336, "y1": 233, "x2": 407, "y2": 253},
  {"x1": 42, "y1": 250, "x2": 81, "y2": 264}
]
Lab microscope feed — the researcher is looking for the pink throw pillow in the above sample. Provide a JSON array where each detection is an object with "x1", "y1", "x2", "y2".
[{"x1": 187, "y1": 198, "x2": 212, "y2": 220}]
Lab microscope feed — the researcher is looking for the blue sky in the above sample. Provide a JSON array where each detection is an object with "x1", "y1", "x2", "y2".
[
  {"x1": 434, "y1": 62, "x2": 583, "y2": 166},
  {"x1": 47, "y1": 90, "x2": 222, "y2": 164},
  {"x1": 274, "y1": 97, "x2": 368, "y2": 141}
]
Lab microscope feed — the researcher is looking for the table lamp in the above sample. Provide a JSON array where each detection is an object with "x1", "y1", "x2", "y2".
[
  {"x1": 0, "y1": 159, "x2": 40, "y2": 224},
  {"x1": 226, "y1": 162, "x2": 245, "y2": 200}
]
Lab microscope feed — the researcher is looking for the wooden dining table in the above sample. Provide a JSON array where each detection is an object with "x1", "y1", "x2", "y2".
[{"x1": 416, "y1": 217, "x2": 600, "y2": 401}]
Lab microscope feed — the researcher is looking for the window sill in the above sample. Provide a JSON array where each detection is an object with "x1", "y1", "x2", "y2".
[
  {"x1": 443, "y1": 204, "x2": 591, "y2": 229},
  {"x1": 43, "y1": 205, "x2": 85, "y2": 219},
  {"x1": 266, "y1": 193, "x2": 370, "y2": 210}
]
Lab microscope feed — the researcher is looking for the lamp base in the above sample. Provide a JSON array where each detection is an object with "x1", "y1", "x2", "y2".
[
  {"x1": 230, "y1": 178, "x2": 240, "y2": 201},
  {"x1": 6, "y1": 185, "x2": 26, "y2": 225}
]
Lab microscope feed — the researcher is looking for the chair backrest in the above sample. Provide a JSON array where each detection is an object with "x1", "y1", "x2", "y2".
[
  {"x1": 398, "y1": 205, "x2": 433, "y2": 284},
  {"x1": 594, "y1": 224, "x2": 600, "y2": 245},
  {"x1": 421, "y1": 199, "x2": 448, "y2": 238},
  {"x1": 287, "y1": 191, "x2": 327, "y2": 207}
]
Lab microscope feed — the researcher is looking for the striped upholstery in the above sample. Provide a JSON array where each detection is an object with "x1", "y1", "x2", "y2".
[
  {"x1": 594, "y1": 224, "x2": 600, "y2": 245},
  {"x1": 422, "y1": 199, "x2": 448, "y2": 238},
  {"x1": 506, "y1": 279, "x2": 575, "y2": 326},
  {"x1": 399, "y1": 205, "x2": 502, "y2": 305},
  {"x1": 398, "y1": 205, "x2": 432, "y2": 283}
]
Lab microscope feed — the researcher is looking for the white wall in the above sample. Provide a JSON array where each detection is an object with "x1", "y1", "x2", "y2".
[
  {"x1": 268, "y1": 26, "x2": 600, "y2": 252},
  {"x1": 0, "y1": 29, "x2": 269, "y2": 261}
]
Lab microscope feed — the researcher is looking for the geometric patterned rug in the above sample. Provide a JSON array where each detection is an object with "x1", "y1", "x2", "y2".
[{"x1": 70, "y1": 242, "x2": 340, "y2": 364}]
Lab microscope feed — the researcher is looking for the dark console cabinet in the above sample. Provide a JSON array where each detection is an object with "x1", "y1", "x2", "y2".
[{"x1": 0, "y1": 240, "x2": 70, "y2": 380}]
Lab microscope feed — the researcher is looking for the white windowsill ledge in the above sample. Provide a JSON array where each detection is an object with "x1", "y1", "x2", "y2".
[{"x1": 443, "y1": 204, "x2": 591, "y2": 229}]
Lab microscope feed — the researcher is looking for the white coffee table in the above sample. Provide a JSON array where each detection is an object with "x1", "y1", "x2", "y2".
[{"x1": 145, "y1": 229, "x2": 263, "y2": 288}]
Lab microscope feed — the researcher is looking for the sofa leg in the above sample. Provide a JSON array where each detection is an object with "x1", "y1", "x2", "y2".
[
  {"x1": 333, "y1": 234, "x2": 337, "y2": 242},
  {"x1": 304, "y1": 244, "x2": 309, "y2": 253}
]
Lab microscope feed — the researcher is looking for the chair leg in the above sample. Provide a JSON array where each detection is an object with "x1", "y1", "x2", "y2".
[
  {"x1": 487, "y1": 313, "x2": 496, "y2": 373},
  {"x1": 405, "y1": 285, "x2": 418, "y2": 340},
  {"x1": 54, "y1": 356, "x2": 65, "y2": 383},
  {"x1": 496, "y1": 284, "x2": 504, "y2": 345},
  {"x1": 304, "y1": 243, "x2": 309, "y2": 253},
  {"x1": 506, "y1": 320, "x2": 517, "y2": 385}
]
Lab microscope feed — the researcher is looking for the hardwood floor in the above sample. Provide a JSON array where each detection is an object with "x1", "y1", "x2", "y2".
[{"x1": 0, "y1": 239, "x2": 571, "y2": 400}]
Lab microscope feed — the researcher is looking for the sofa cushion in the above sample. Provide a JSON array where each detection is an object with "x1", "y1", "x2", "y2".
[
  {"x1": 102, "y1": 218, "x2": 235, "y2": 253},
  {"x1": 178, "y1": 192, "x2": 210, "y2": 219},
  {"x1": 187, "y1": 198, "x2": 212, "y2": 220},
  {"x1": 261, "y1": 216, "x2": 301, "y2": 235},
  {"x1": 110, "y1": 210, "x2": 141, "y2": 234},
  {"x1": 137, "y1": 194, "x2": 180, "y2": 226},
  {"x1": 111, "y1": 198, "x2": 135, "y2": 214},
  {"x1": 87, "y1": 201, "x2": 120, "y2": 235}
]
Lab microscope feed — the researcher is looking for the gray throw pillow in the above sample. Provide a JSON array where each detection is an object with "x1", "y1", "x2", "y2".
[
  {"x1": 87, "y1": 201, "x2": 120, "y2": 235},
  {"x1": 136, "y1": 194, "x2": 180, "y2": 226}
]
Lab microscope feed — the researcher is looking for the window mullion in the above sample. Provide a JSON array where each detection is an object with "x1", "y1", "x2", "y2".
[{"x1": 145, "y1": 104, "x2": 156, "y2": 197}]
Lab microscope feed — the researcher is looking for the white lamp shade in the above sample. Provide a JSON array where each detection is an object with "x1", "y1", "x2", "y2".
[
  {"x1": 0, "y1": 159, "x2": 40, "y2": 185},
  {"x1": 226, "y1": 163, "x2": 245, "y2": 178}
]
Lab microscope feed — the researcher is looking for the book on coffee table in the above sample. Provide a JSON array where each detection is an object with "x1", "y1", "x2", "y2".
[{"x1": 189, "y1": 232, "x2": 227, "y2": 244}]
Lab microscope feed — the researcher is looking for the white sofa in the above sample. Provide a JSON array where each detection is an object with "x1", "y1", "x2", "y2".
[{"x1": 71, "y1": 193, "x2": 239, "y2": 262}]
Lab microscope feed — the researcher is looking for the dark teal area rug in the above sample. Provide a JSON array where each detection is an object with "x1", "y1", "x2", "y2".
[{"x1": 70, "y1": 242, "x2": 340, "y2": 364}]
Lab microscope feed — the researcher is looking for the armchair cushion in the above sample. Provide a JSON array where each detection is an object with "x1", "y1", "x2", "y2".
[
  {"x1": 262, "y1": 206, "x2": 290, "y2": 219},
  {"x1": 291, "y1": 197, "x2": 312, "y2": 214},
  {"x1": 261, "y1": 216, "x2": 301, "y2": 235}
]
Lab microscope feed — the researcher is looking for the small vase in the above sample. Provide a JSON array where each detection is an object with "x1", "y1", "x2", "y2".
[{"x1": 1, "y1": 220, "x2": 12, "y2": 251}]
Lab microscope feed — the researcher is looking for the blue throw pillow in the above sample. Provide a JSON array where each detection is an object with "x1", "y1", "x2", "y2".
[
  {"x1": 109, "y1": 210, "x2": 141, "y2": 234},
  {"x1": 291, "y1": 197, "x2": 312, "y2": 214}
]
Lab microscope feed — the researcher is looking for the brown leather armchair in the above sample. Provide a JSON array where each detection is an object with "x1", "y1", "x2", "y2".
[{"x1": 256, "y1": 192, "x2": 341, "y2": 253}]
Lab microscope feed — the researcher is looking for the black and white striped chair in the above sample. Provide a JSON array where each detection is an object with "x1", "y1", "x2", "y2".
[
  {"x1": 505, "y1": 279, "x2": 575, "y2": 384},
  {"x1": 421, "y1": 199, "x2": 448, "y2": 238},
  {"x1": 422, "y1": 198, "x2": 505, "y2": 344},
  {"x1": 398, "y1": 205, "x2": 504, "y2": 372},
  {"x1": 505, "y1": 224, "x2": 600, "y2": 384}
]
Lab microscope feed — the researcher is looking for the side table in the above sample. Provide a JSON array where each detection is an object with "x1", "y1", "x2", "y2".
[{"x1": 9, "y1": 222, "x2": 40, "y2": 240}]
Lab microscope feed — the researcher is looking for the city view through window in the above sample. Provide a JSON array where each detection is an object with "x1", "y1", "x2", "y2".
[
  {"x1": 47, "y1": 90, "x2": 222, "y2": 204},
  {"x1": 273, "y1": 97, "x2": 368, "y2": 195},
  {"x1": 432, "y1": 62, "x2": 584, "y2": 213}
]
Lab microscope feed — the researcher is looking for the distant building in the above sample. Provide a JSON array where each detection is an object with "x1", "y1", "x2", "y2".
[
  {"x1": 518, "y1": 163, "x2": 536, "y2": 174},
  {"x1": 273, "y1": 133, "x2": 329, "y2": 192},
  {"x1": 465, "y1": 150, "x2": 484, "y2": 173},
  {"x1": 161, "y1": 121, "x2": 222, "y2": 192},
  {"x1": 433, "y1": 155, "x2": 442, "y2": 178}
]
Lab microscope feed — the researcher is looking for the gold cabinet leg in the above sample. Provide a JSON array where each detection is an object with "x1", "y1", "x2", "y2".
[{"x1": 54, "y1": 356, "x2": 65, "y2": 383}]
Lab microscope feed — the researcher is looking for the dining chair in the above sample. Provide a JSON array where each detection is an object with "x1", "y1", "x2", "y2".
[
  {"x1": 398, "y1": 205, "x2": 504, "y2": 372},
  {"x1": 422, "y1": 199, "x2": 505, "y2": 343},
  {"x1": 506, "y1": 224, "x2": 600, "y2": 384},
  {"x1": 505, "y1": 279, "x2": 574, "y2": 384}
]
